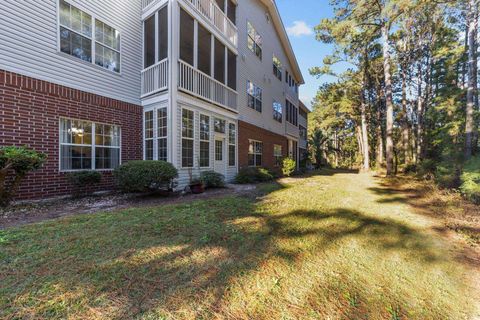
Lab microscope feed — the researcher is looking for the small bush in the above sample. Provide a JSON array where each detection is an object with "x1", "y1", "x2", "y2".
[
  {"x1": 282, "y1": 157, "x2": 296, "y2": 177},
  {"x1": 403, "y1": 163, "x2": 417, "y2": 174},
  {"x1": 235, "y1": 167, "x2": 274, "y2": 184},
  {"x1": 0, "y1": 146, "x2": 47, "y2": 207},
  {"x1": 67, "y1": 171, "x2": 102, "y2": 197},
  {"x1": 114, "y1": 160, "x2": 178, "y2": 193},
  {"x1": 200, "y1": 171, "x2": 225, "y2": 188},
  {"x1": 435, "y1": 164, "x2": 461, "y2": 189},
  {"x1": 460, "y1": 156, "x2": 480, "y2": 204},
  {"x1": 418, "y1": 159, "x2": 437, "y2": 179}
]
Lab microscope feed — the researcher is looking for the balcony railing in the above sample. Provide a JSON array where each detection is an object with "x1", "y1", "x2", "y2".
[
  {"x1": 141, "y1": 0, "x2": 157, "y2": 11},
  {"x1": 178, "y1": 60, "x2": 237, "y2": 111},
  {"x1": 141, "y1": 58, "x2": 169, "y2": 97},
  {"x1": 184, "y1": 0, "x2": 238, "y2": 47}
]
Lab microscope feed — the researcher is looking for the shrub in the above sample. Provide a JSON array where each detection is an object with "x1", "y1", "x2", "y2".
[
  {"x1": 460, "y1": 156, "x2": 480, "y2": 204},
  {"x1": 418, "y1": 159, "x2": 437, "y2": 179},
  {"x1": 0, "y1": 146, "x2": 47, "y2": 207},
  {"x1": 403, "y1": 163, "x2": 417, "y2": 174},
  {"x1": 282, "y1": 157, "x2": 296, "y2": 177},
  {"x1": 200, "y1": 171, "x2": 225, "y2": 188},
  {"x1": 114, "y1": 161, "x2": 178, "y2": 193},
  {"x1": 435, "y1": 164, "x2": 461, "y2": 189},
  {"x1": 67, "y1": 171, "x2": 102, "y2": 197},
  {"x1": 235, "y1": 167, "x2": 274, "y2": 184}
]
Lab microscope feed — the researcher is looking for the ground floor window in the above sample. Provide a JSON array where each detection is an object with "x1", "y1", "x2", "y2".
[
  {"x1": 182, "y1": 108, "x2": 194, "y2": 168},
  {"x1": 274, "y1": 144, "x2": 283, "y2": 167},
  {"x1": 228, "y1": 123, "x2": 236, "y2": 166},
  {"x1": 200, "y1": 114, "x2": 210, "y2": 167},
  {"x1": 60, "y1": 118, "x2": 120, "y2": 171},
  {"x1": 248, "y1": 140, "x2": 263, "y2": 167},
  {"x1": 144, "y1": 107, "x2": 168, "y2": 161}
]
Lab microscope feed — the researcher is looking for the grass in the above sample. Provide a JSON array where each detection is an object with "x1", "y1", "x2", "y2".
[{"x1": 0, "y1": 169, "x2": 478, "y2": 319}]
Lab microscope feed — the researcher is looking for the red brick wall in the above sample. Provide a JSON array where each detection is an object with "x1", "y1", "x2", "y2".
[
  {"x1": 238, "y1": 120, "x2": 288, "y2": 171},
  {"x1": 0, "y1": 70, "x2": 143, "y2": 200}
]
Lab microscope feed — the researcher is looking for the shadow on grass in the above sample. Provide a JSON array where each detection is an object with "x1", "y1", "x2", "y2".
[{"x1": 0, "y1": 182, "x2": 458, "y2": 319}]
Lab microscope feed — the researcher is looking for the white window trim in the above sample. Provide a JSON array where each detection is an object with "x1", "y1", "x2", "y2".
[
  {"x1": 56, "y1": 0, "x2": 123, "y2": 75},
  {"x1": 273, "y1": 54, "x2": 282, "y2": 81},
  {"x1": 199, "y1": 114, "x2": 211, "y2": 168},
  {"x1": 59, "y1": 117, "x2": 122, "y2": 172},
  {"x1": 248, "y1": 139, "x2": 263, "y2": 167},
  {"x1": 247, "y1": 80, "x2": 262, "y2": 113},
  {"x1": 228, "y1": 122, "x2": 236, "y2": 167},
  {"x1": 181, "y1": 107, "x2": 195, "y2": 169},
  {"x1": 274, "y1": 144, "x2": 283, "y2": 167},
  {"x1": 273, "y1": 100, "x2": 283, "y2": 123},
  {"x1": 247, "y1": 20, "x2": 262, "y2": 60}
]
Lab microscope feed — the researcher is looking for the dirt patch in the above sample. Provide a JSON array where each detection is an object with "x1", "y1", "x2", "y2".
[{"x1": 0, "y1": 184, "x2": 257, "y2": 229}]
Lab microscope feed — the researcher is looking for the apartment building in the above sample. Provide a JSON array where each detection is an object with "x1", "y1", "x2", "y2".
[{"x1": 0, "y1": 0, "x2": 304, "y2": 200}]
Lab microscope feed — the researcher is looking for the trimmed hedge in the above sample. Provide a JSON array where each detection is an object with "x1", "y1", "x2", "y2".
[
  {"x1": 235, "y1": 167, "x2": 274, "y2": 184},
  {"x1": 114, "y1": 161, "x2": 178, "y2": 193},
  {"x1": 200, "y1": 171, "x2": 225, "y2": 188},
  {"x1": 67, "y1": 171, "x2": 102, "y2": 197}
]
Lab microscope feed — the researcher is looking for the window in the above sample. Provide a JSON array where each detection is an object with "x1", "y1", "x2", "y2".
[
  {"x1": 144, "y1": 108, "x2": 168, "y2": 161},
  {"x1": 60, "y1": 118, "x2": 120, "y2": 171},
  {"x1": 247, "y1": 81, "x2": 262, "y2": 112},
  {"x1": 247, "y1": 21, "x2": 262, "y2": 59},
  {"x1": 274, "y1": 145, "x2": 283, "y2": 167},
  {"x1": 227, "y1": 49, "x2": 237, "y2": 90},
  {"x1": 286, "y1": 100, "x2": 298, "y2": 126},
  {"x1": 215, "y1": 0, "x2": 225, "y2": 11},
  {"x1": 215, "y1": 140, "x2": 223, "y2": 161},
  {"x1": 273, "y1": 101, "x2": 283, "y2": 123},
  {"x1": 157, "y1": 108, "x2": 168, "y2": 161},
  {"x1": 182, "y1": 109, "x2": 194, "y2": 167},
  {"x1": 299, "y1": 125, "x2": 307, "y2": 140},
  {"x1": 180, "y1": 9, "x2": 194, "y2": 66},
  {"x1": 198, "y1": 24, "x2": 212, "y2": 75},
  {"x1": 248, "y1": 140, "x2": 263, "y2": 167},
  {"x1": 273, "y1": 55, "x2": 282, "y2": 81},
  {"x1": 59, "y1": 0, "x2": 92, "y2": 63},
  {"x1": 59, "y1": 0, "x2": 121, "y2": 73},
  {"x1": 299, "y1": 108, "x2": 308, "y2": 119},
  {"x1": 214, "y1": 118, "x2": 226, "y2": 133},
  {"x1": 145, "y1": 111, "x2": 154, "y2": 160},
  {"x1": 228, "y1": 123, "x2": 236, "y2": 166},
  {"x1": 200, "y1": 114, "x2": 210, "y2": 167},
  {"x1": 214, "y1": 39, "x2": 226, "y2": 83},
  {"x1": 95, "y1": 20, "x2": 121, "y2": 72}
]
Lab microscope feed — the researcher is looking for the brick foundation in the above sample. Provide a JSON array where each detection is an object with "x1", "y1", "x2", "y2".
[
  {"x1": 0, "y1": 70, "x2": 143, "y2": 200},
  {"x1": 238, "y1": 120, "x2": 288, "y2": 171}
]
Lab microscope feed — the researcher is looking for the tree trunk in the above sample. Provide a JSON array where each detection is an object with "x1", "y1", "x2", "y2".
[
  {"x1": 416, "y1": 63, "x2": 424, "y2": 163},
  {"x1": 382, "y1": 24, "x2": 395, "y2": 175},
  {"x1": 376, "y1": 86, "x2": 385, "y2": 167},
  {"x1": 401, "y1": 63, "x2": 410, "y2": 165},
  {"x1": 465, "y1": 0, "x2": 478, "y2": 160}
]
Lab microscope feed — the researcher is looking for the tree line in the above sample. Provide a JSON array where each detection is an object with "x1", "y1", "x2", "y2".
[{"x1": 308, "y1": 0, "x2": 479, "y2": 185}]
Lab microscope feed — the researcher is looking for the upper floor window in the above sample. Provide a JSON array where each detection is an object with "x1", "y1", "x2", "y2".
[
  {"x1": 286, "y1": 99, "x2": 298, "y2": 126},
  {"x1": 273, "y1": 55, "x2": 282, "y2": 81},
  {"x1": 247, "y1": 21, "x2": 262, "y2": 60},
  {"x1": 299, "y1": 125, "x2": 307, "y2": 140},
  {"x1": 59, "y1": 0, "x2": 121, "y2": 73},
  {"x1": 273, "y1": 101, "x2": 283, "y2": 123},
  {"x1": 180, "y1": 9, "x2": 194, "y2": 66},
  {"x1": 227, "y1": 0, "x2": 237, "y2": 25},
  {"x1": 299, "y1": 108, "x2": 308, "y2": 119},
  {"x1": 247, "y1": 81, "x2": 262, "y2": 112},
  {"x1": 60, "y1": 118, "x2": 120, "y2": 171}
]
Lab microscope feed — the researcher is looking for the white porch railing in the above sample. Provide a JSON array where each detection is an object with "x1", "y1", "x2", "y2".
[
  {"x1": 141, "y1": 58, "x2": 169, "y2": 97},
  {"x1": 184, "y1": 0, "x2": 238, "y2": 47},
  {"x1": 178, "y1": 60, "x2": 237, "y2": 111},
  {"x1": 141, "y1": 0, "x2": 157, "y2": 11}
]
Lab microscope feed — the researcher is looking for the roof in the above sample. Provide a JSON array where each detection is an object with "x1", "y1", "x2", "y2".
[
  {"x1": 259, "y1": 0, "x2": 305, "y2": 85},
  {"x1": 299, "y1": 101, "x2": 311, "y2": 113}
]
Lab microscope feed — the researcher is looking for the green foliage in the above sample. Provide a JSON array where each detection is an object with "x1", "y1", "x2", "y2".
[
  {"x1": 435, "y1": 164, "x2": 461, "y2": 189},
  {"x1": 235, "y1": 167, "x2": 274, "y2": 184},
  {"x1": 282, "y1": 158, "x2": 296, "y2": 177},
  {"x1": 0, "y1": 146, "x2": 47, "y2": 207},
  {"x1": 67, "y1": 171, "x2": 102, "y2": 197},
  {"x1": 460, "y1": 157, "x2": 480, "y2": 204},
  {"x1": 114, "y1": 160, "x2": 178, "y2": 193},
  {"x1": 200, "y1": 171, "x2": 225, "y2": 188}
]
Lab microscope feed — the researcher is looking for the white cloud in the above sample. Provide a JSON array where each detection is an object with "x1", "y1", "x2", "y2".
[{"x1": 286, "y1": 21, "x2": 313, "y2": 37}]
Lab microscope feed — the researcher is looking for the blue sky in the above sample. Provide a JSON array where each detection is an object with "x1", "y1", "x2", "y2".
[{"x1": 276, "y1": 0, "x2": 337, "y2": 109}]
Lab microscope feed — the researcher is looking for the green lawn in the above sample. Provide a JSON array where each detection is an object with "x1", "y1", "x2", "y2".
[{"x1": 0, "y1": 170, "x2": 478, "y2": 319}]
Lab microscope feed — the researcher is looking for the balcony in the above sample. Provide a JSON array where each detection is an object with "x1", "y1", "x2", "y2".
[
  {"x1": 178, "y1": 60, "x2": 237, "y2": 111},
  {"x1": 141, "y1": 58, "x2": 169, "y2": 97},
  {"x1": 183, "y1": 0, "x2": 238, "y2": 47}
]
